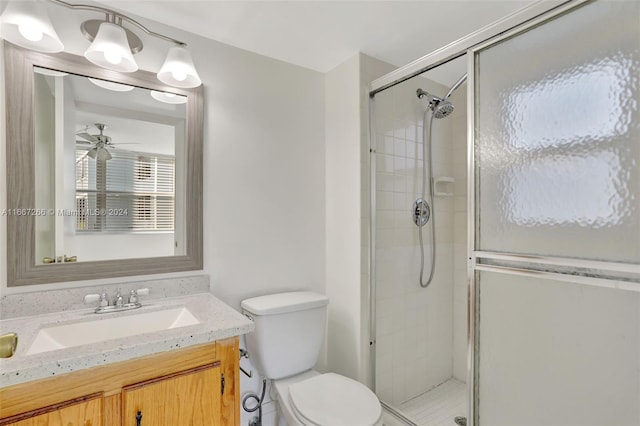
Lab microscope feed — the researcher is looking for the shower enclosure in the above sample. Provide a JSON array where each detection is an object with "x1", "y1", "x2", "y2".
[
  {"x1": 370, "y1": 55, "x2": 469, "y2": 426},
  {"x1": 369, "y1": 1, "x2": 640, "y2": 425}
]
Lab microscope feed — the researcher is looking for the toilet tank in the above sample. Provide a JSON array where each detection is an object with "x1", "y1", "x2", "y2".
[{"x1": 241, "y1": 292, "x2": 329, "y2": 380}]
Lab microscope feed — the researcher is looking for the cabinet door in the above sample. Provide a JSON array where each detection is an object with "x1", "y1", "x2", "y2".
[
  {"x1": 2, "y1": 396, "x2": 102, "y2": 426},
  {"x1": 122, "y1": 363, "x2": 221, "y2": 426}
]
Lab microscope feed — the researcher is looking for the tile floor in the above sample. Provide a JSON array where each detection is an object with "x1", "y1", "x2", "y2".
[{"x1": 396, "y1": 378, "x2": 467, "y2": 426}]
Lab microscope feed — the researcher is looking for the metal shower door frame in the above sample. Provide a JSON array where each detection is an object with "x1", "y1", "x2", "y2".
[{"x1": 367, "y1": 1, "x2": 592, "y2": 425}]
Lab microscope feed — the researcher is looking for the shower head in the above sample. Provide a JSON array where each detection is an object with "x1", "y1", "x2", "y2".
[
  {"x1": 417, "y1": 88, "x2": 454, "y2": 118},
  {"x1": 416, "y1": 72, "x2": 466, "y2": 119},
  {"x1": 433, "y1": 100, "x2": 454, "y2": 118}
]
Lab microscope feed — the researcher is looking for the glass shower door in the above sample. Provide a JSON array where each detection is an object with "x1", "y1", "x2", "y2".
[{"x1": 471, "y1": 1, "x2": 640, "y2": 425}]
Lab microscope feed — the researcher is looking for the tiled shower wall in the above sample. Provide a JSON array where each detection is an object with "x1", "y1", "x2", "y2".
[{"x1": 373, "y1": 74, "x2": 466, "y2": 406}]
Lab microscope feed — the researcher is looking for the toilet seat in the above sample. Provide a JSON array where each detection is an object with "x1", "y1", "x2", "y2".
[{"x1": 288, "y1": 373, "x2": 382, "y2": 426}]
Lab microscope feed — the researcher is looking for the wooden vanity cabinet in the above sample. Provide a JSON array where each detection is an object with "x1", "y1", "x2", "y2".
[
  {"x1": 122, "y1": 363, "x2": 221, "y2": 426},
  {"x1": 0, "y1": 337, "x2": 239, "y2": 426},
  {"x1": 2, "y1": 395, "x2": 102, "y2": 426}
]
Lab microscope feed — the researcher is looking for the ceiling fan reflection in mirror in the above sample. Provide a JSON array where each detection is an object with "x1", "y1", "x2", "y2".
[{"x1": 76, "y1": 123, "x2": 137, "y2": 161}]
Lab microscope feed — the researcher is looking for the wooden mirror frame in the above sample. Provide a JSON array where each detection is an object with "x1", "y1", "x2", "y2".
[{"x1": 5, "y1": 42, "x2": 203, "y2": 286}]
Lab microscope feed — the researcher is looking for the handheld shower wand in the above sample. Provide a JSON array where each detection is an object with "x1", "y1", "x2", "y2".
[{"x1": 414, "y1": 72, "x2": 467, "y2": 288}]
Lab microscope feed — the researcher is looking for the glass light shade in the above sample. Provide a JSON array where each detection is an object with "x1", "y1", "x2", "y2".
[
  {"x1": 0, "y1": 0, "x2": 63, "y2": 52},
  {"x1": 84, "y1": 22, "x2": 138, "y2": 73},
  {"x1": 88, "y1": 77, "x2": 134, "y2": 92},
  {"x1": 157, "y1": 46, "x2": 201, "y2": 88},
  {"x1": 150, "y1": 90, "x2": 187, "y2": 104},
  {"x1": 96, "y1": 148, "x2": 112, "y2": 161}
]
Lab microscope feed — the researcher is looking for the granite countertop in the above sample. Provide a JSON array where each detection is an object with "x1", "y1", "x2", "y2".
[{"x1": 0, "y1": 292, "x2": 254, "y2": 388}]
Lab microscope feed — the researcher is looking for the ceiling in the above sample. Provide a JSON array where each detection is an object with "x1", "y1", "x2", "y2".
[{"x1": 98, "y1": 0, "x2": 536, "y2": 85}]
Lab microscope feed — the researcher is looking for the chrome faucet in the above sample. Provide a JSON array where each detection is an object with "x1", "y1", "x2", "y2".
[{"x1": 84, "y1": 288, "x2": 149, "y2": 314}]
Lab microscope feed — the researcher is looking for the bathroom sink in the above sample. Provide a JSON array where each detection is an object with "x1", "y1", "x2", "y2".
[{"x1": 27, "y1": 307, "x2": 199, "y2": 355}]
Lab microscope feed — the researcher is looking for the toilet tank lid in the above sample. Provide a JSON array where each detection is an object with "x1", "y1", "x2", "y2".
[{"x1": 241, "y1": 292, "x2": 329, "y2": 315}]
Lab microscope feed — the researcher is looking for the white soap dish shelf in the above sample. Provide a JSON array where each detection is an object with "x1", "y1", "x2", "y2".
[{"x1": 434, "y1": 176, "x2": 455, "y2": 197}]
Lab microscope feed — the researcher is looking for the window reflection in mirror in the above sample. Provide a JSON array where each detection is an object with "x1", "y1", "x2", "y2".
[{"x1": 33, "y1": 67, "x2": 187, "y2": 263}]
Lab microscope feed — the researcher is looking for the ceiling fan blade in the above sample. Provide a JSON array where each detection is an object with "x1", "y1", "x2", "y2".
[
  {"x1": 76, "y1": 140, "x2": 93, "y2": 145},
  {"x1": 77, "y1": 132, "x2": 98, "y2": 142}
]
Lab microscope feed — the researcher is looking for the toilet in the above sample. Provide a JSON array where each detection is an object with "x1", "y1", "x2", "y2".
[{"x1": 241, "y1": 291, "x2": 383, "y2": 426}]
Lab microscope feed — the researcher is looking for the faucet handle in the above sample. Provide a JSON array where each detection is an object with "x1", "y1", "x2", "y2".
[
  {"x1": 99, "y1": 292, "x2": 109, "y2": 307},
  {"x1": 128, "y1": 288, "x2": 149, "y2": 304},
  {"x1": 84, "y1": 292, "x2": 109, "y2": 309}
]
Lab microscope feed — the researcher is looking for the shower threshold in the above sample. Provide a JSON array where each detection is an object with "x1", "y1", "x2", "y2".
[{"x1": 398, "y1": 378, "x2": 467, "y2": 426}]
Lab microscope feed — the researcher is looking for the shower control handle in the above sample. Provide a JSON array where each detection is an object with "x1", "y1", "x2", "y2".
[{"x1": 412, "y1": 198, "x2": 430, "y2": 227}]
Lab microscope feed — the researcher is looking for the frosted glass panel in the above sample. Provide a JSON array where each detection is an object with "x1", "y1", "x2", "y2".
[
  {"x1": 475, "y1": 0, "x2": 640, "y2": 262},
  {"x1": 477, "y1": 271, "x2": 640, "y2": 426}
]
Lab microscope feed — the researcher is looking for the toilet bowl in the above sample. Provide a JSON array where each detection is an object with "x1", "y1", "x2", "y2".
[
  {"x1": 241, "y1": 292, "x2": 383, "y2": 426},
  {"x1": 273, "y1": 370, "x2": 383, "y2": 426}
]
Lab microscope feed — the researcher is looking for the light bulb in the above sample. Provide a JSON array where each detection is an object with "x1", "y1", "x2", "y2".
[
  {"x1": 171, "y1": 69, "x2": 187, "y2": 82},
  {"x1": 165, "y1": 93, "x2": 176, "y2": 98},
  {"x1": 18, "y1": 23, "x2": 44, "y2": 42},
  {"x1": 104, "y1": 49, "x2": 123, "y2": 65},
  {"x1": 157, "y1": 46, "x2": 201, "y2": 88}
]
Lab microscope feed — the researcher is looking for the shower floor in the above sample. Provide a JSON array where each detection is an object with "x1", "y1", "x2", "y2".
[{"x1": 398, "y1": 378, "x2": 467, "y2": 426}]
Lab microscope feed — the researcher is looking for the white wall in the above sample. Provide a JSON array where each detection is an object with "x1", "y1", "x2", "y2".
[
  {"x1": 325, "y1": 54, "x2": 362, "y2": 381},
  {"x1": 201, "y1": 32, "x2": 326, "y2": 310},
  {"x1": 324, "y1": 53, "x2": 396, "y2": 386}
]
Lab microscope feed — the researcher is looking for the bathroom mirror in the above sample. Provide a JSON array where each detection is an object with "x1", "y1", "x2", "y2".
[{"x1": 5, "y1": 42, "x2": 203, "y2": 286}]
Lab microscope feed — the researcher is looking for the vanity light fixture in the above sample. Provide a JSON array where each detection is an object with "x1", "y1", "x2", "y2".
[
  {"x1": 0, "y1": 0, "x2": 63, "y2": 53},
  {"x1": 0, "y1": 0, "x2": 202, "y2": 88}
]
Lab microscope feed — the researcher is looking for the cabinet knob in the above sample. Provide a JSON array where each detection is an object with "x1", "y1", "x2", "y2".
[{"x1": 136, "y1": 410, "x2": 142, "y2": 426}]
